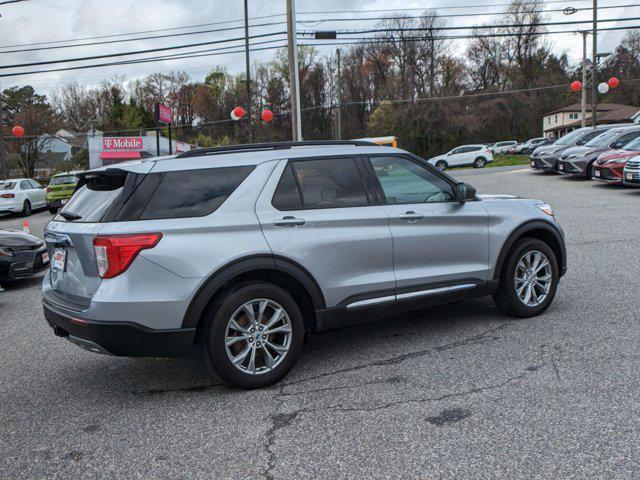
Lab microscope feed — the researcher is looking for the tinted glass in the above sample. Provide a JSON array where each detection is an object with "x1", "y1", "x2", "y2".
[
  {"x1": 622, "y1": 137, "x2": 640, "y2": 152},
  {"x1": 585, "y1": 130, "x2": 619, "y2": 147},
  {"x1": 615, "y1": 131, "x2": 640, "y2": 147},
  {"x1": 291, "y1": 158, "x2": 368, "y2": 209},
  {"x1": 369, "y1": 156, "x2": 454, "y2": 204},
  {"x1": 272, "y1": 164, "x2": 303, "y2": 210},
  {"x1": 467, "y1": 146, "x2": 481, "y2": 152},
  {"x1": 450, "y1": 147, "x2": 463, "y2": 154},
  {"x1": 58, "y1": 185, "x2": 123, "y2": 222},
  {"x1": 20, "y1": 181, "x2": 30, "y2": 190},
  {"x1": 51, "y1": 175, "x2": 78, "y2": 186},
  {"x1": 0, "y1": 182, "x2": 16, "y2": 190},
  {"x1": 139, "y1": 167, "x2": 253, "y2": 220}
]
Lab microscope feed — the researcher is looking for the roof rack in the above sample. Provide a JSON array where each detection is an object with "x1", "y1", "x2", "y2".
[{"x1": 175, "y1": 140, "x2": 379, "y2": 158}]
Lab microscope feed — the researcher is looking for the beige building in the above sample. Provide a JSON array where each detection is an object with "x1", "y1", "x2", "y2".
[{"x1": 542, "y1": 103, "x2": 640, "y2": 139}]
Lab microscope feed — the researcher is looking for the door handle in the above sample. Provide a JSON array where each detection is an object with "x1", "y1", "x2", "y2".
[
  {"x1": 273, "y1": 216, "x2": 306, "y2": 227},
  {"x1": 399, "y1": 211, "x2": 423, "y2": 222}
]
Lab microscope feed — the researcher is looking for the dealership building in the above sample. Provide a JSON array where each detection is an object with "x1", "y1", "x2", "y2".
[{"x1": 87, "y1": 133, "x2": 191, "y2": 169}]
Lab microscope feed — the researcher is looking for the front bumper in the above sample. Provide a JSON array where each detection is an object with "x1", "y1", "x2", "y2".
[
  {"x1": 43, "y1": 299, "x2": 196, "y2": 357},
  {"x1": 592, "y1": 165, "x2": 623, "y2": 183},
  {"x1": 530, "y1": 156, "x2": 558, "y2": 172},
  {"x1": 0, "y1": 248, "x2": 49, "y2": 281},
  {"x1": 556, "y1": 159, "x2": 587, "y2": 176},
  {"x1": 623, "y1": 170, "x2": 640, "y2": 187}
]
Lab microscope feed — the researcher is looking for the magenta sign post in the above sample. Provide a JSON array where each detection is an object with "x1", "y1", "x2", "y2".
[{"x1": 155, "y1": 103, "x2": 174, "y2": 155}]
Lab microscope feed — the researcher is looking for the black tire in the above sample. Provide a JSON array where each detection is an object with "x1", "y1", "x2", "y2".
[
  {"x1": 435, "y1": 160, "x2": 448, "y2": 171},
  {"x1": 473, "y1": 157, "x2": 487, "y2": 168},
  {"x1": 22, "y1": 200, "x2": 31, "y2": 217},
  {"x1": 198, "y1": 281, "x2": 305, "y2": 389},
  {"x1": 48, "y1": 207, "x2": 59, "y2": 214},
  {"x1": 492, "y1": 238, "x2": 559, "y2": 318}
]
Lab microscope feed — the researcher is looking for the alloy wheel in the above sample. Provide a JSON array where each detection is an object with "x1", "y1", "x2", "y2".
[
  {"x1": 224, "y1": 299, "x2": 292, "y2": 375},
  {"x1": 514, "y1": 250, "x2": 552, "y2": 307}
]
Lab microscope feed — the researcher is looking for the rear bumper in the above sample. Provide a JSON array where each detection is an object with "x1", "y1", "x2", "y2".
[
  {"x1": 0, "y1": 249, "x2": 49, "y2": 281},
  {"x1": 43, "y1": 300, "x2": 196, "y2": 357}
]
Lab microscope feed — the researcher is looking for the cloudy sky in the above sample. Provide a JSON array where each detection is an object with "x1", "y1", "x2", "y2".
[{"x1": 0, "y1": 0, "x2": 637, "y2": 95}]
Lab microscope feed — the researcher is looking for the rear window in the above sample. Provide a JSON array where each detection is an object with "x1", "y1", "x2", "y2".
[
  {"x1": 0, "y1": 182, "x2": 16, "y2": 190},
  {"x1": 55, "y1": 166, "x2": 253, "y2": 223},
  {"x1": 51, "y1": 175, "x2": 78, "y2": 186}
]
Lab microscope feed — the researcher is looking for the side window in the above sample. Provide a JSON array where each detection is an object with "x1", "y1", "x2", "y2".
[
  {"x1": 449, "y1": 147, "x2": 462, "y2": 155},
  {"x1": 272, "y1": 163, "x2": 303, "y2": 210},
  {"x1": 138, "y1": 166, "x2": 254, "y2": 220},
  {"x1": 290, "y1": 158, "x2": 368, "y2": 209},
  {"x1": 20, "y1": 181, "x2": 30, "y2": 190},
  {"x1": 467, "y1": 146, "x2": 481, "y2": 152},
  {"x1": 29, "y1": 180, "x2": 42, "y2": 189},
  {"x1": 615, "y1": 131, "x2": 640, "y2": 146},
  {"x1": 578, "y1": 130, "x2": 602, "y2": 144},
  {"x1": 369, "y1": 156, "x2": 454, "y2": 204}
]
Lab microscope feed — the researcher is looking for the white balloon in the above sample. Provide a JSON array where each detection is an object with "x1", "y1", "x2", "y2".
[
  {"x1": 598, "y1": 82, "x2": 610, "y2": 94},
  {"x1": 230, "y1": 110, "x2": 240, "y2": 121}
]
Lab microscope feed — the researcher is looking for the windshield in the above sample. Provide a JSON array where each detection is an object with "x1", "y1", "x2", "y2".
[
  {"x1": 51, "y1": 175, "x2": 78, "y2": 186},
  {"x1": 585, "y1": 130, "x2": 619, "y2": 147},
  {"x1": 0, "y1": 182, "x2": 16, "y2": 190},
  {"x1": 554, "y1": 129, "x2": 587, "y2": 146}
]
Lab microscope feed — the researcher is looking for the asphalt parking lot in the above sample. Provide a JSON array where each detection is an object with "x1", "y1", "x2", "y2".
[{"x1": 2, "y1": 166, "x2": 640, "y2": 479}]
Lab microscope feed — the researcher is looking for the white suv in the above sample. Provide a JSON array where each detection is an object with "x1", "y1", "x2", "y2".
[{"x1": 427, "y1": 145, "x2": 493, "y2": 171}]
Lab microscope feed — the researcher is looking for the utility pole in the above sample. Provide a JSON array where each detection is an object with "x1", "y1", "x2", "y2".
[
  {"x1": 581, "y1": 31, "x2": 588, "y2": 128},
  {"x1": 243, "y1": 0, "x2": 252, "y2": 143},
  {"x1": 591, "y1": 0, "x2": 598, "y2": 127},
  {"x1": 286, "y1": 0, "x2": 302, "y2": 141},
  {"x1": 336, "y1": 48, "x2": 342, "y2": 140},
  {"x1": 0, "y1": 83, "x2": 5, "y2": 179}
]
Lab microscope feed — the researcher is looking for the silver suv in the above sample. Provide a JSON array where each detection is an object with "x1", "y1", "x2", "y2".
[{"x1": 43, "y1": 141, "x2": 567, "y2": 389}]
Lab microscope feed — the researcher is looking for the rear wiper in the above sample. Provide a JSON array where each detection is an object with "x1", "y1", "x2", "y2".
[{"x1": 59, "y1": 211, "x2": 82, "y2": 221}]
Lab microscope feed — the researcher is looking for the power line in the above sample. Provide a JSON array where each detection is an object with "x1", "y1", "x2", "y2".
[
  {"x1": 3, "y1": 23, "x2": 639, "y2": 79},
  {"x1": 0, "y1": 31, "x2": 287, "y2": 70},
  {"x1": 299, "y1": 4, "x2": 640, "y2": 24},
  {"x1": 0, "y1": 20, "x2": 286, "y2": 55},
  {"x1": 300, "y1": 16, "x2": 640, "y2": 36}
]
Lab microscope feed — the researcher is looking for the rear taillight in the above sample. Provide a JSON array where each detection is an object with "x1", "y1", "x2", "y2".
[
  {"x1": 92, "y1": 233, "x2": 162, "y2": 279},
  {"x1": 0, "y1": 193, "x2": 14, "y2": 198}
]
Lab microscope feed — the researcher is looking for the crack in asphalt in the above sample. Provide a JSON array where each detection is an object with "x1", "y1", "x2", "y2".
[{"x1": 282, "y1": 322, "x2": 511, "y2": 388}]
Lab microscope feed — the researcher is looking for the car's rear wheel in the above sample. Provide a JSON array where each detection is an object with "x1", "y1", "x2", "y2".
[
  {"x1": 198, "y1": 281, "x2": 305, "y2": 389},
  {"x1": 493, "y1": 238, "x2": 559, "y2": 317},
  {"x1": 474, "y1": 157, "x2": 487, "y2": 168},
  {"x1": 22, "y1": 200, "x2": 31, "y2": 217},
  {"x1": 435, "y1": 160, "x2": 447, "y2": 171}
]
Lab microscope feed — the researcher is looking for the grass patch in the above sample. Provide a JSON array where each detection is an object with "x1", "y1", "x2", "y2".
[{"x1": 488, "y1": 154, "x2": 531, "y2": 168}]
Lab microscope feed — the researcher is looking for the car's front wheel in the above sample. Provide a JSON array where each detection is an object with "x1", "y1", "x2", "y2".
[
  {"x1": 199, "y1": 281, "x2": 305, "y2": 389},
  {"x1": 474, "y1": 157, "x2": 487, "y2": 168},
  {"x1": 493, "y1": 238, "x2": 559, "y2": 317}
]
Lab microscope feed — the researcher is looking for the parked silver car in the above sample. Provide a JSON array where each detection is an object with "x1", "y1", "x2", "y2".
[{"x1": 42, "y1": 141, "x2": 566, "y2": 388}]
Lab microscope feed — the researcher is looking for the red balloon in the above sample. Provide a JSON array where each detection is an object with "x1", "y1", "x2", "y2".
[
  {"x1": 11, "y1": 125, "x2": 25, "y2": 137},
  {"x1": 233, "y1": 106, "x2": 246, "y2": 118},
  {"x1": 261, "y1": 109, "x2": 274, "y2": 122},
  {"x1": 608, "y1": 77, "x2": 620, "y2": 88},
  {"x1": 570, "y1": 80, "x2": 582, "y2": 93}
]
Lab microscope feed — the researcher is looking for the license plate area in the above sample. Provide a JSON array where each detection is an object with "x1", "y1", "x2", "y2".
[
  {"x1": 627, "y1": 173, "x2": 634, "y2": 180},
  {"x1": 52, "y1": 248, "x2": 67, "y2": 272},
  {"x1": 594, "y1": 170, "x2": 601, "y2": 177},
  {"x1": 42, "y1": 251, "x2": 49, "y2": 264}
]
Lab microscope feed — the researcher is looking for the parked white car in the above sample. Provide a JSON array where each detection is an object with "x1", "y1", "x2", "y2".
[
  {"x1": 491, "y1": 141, "x2": 518, "y2": 154},
  {"x1": 0, "y1": 178, "x2": 47, "y2": 216},
  {"x1": 428, "y1": 145, "x2": 494, "y2": 171}
]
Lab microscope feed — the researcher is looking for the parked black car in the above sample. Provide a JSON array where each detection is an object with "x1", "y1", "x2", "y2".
[{"x1": 0, "y1": 229, "x2": 49, "y2": 286}]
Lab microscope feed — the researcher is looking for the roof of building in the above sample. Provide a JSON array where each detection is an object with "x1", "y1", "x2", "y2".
[
  {"x1": 544, "y1": 103, "x2": 640, "y2": 133},
  {"x1": 543, "y1": 103, "x2": 634, "y2": 115}
]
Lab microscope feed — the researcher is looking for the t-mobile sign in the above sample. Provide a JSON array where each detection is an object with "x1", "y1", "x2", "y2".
[
  {"x1": 157, "y1": 103, "x2": 173, "y2": 124},
  {"x1": 102, "y1": 137, "x2": 143, "y2": 150}
]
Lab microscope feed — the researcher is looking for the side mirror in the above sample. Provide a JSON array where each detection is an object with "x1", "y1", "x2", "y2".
[
  {"x1": 456, "y1": 182, "x2": 476, "y2": 202},
  {"x1": 612, "y1": 141, "x2": 624, "y2": 149}
]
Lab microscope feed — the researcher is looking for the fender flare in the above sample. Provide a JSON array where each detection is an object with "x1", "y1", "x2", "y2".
[
  {"x1": 181, "y1": 255, "x2": 326, "y2": 329},
  {"x1": 493, "y1": 220, "x2": 567, "y2": 281}
]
